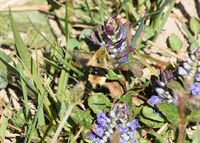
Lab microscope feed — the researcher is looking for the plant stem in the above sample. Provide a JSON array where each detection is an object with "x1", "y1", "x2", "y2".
[
  {"x1": 51, "y1": 104, "x2": 75, "y2": 143},
  {"x1": 177, "y1": 95, "x2": 187, "y2": 143},
  {"x1": 71, "y1": 127, "x2": 84, "y2": 143}
]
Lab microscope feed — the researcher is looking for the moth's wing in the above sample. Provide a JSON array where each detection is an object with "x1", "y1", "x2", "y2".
[
  {"x1": 71, "y1": 50, "x2": 94, "y2": 68},
  {"x1": 87, "y1": 46, "x2": 115, "y2": 69},
  {"x1": 118, "y1": 52, "x2": 144, "y2": 78}
]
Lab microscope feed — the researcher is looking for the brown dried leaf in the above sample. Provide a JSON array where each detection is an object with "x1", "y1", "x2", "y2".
[{"x1": 104, "y1": 81, "x2": 124, "y2": 98}]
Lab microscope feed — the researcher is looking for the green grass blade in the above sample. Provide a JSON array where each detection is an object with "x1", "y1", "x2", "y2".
[
  {"x1": 131, "y1": 15, "x2": 145, "y2": 47},
  {"x1": 131, "y1": 13, "x2": 159, "y2": 77},
  {"x1": 65, "y1": 1, "x2": 69, "y2": 46},
  {"x1": 18, "y1": 64, "x2": 29, "y2": 119},
  {"x1": 0, "y1": 55, "x2": 38, "y2": 96},
  {"x1": 9, "y1": 11, "x2": 58, "y2": 142},
  {"x1": 51, "y1": 104, "x2": 75, "y2": 143},
  {"x1": 25, "y1": 92, "x2": 46, "y2": 143},
  {"x1": 56, "y1": 1, "x2": 71, "y2": 97},
  {"x1": 43, "y1": 57, "x2": 84, "y2": 76},
  {"x1": 9, "y1": 13, "x2": 31, "y2": 71},
  {"x1": 134, "y1": 50, "x2": 158, "y2": 76},
  {"x1": 29, "y1": 18, "x2": 64, "y2": 57},
  {"x1": 127, "y1": 1, "x2": 140, "y2": 21},
  {"x1": 151, "y1": 0, "x2": 169, "y2": 31},
  {"x1": 85, "y1": 0, "x2": 95, "y2": 24},
  {"x1": 0, "y1": 115, "x2": 8, "y2": 142},
  {"x1": 116, "y1": 0, "x2": 129, "y2": 15},
  {"x1": 96, "y1": 0, "x2": 107, "y2": 22},
  {"x1": 9, "y1": 10, "x2": 45, "y2": 125},
  {"x1": 156, "y1": 0, "x2": 175, "y2": 33}
]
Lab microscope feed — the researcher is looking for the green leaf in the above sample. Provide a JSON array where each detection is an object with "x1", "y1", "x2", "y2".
[
  {"x1": 188, "y1": 129, "x2": 200, "y2": 143},
  {"x1": 79, "y1": 29, "x2": 92, "y2": 40},
  {"x1": 120, "y1": 94, "x2": 132, "y2": 108},
  {"x1": 71, "y1": 110, "x2": 93, "y2": 129},
  {"x1": 68, "y1": 39, "x2": 80, "y2": 49},
  {"x1": 58, "y1": 101, "x2": 68, "y2": 120},
  {"x1": 150, "y1": 0, "x2": 168, "y2": 31},
  {"x1": 88, "y1": 93, "x2": 112, "y2": 114},
  {"x1": 0, "y1": 50, "x2": 11, "y2": 63},
  {"x1": 133, "y1": 106, "x2": 143, "y2": 117},
  {"x1": 167, "y1": 80, "x2": 184, "y2": 95},
  {"x1": 187, "y1": 110, "x2": 200, "y2": 122},
  {"x1": 143, "y1": 26, "x2": 155, "y2": 41},
  {"x1": 70, "y1": 82, "x2": 85, "y2": 102},
  {"x1": 106, "y1": 70, "x2": 122, "y2": 80},
  {"x1": 189, "y1": 17, "x2": 200, "y2": 35},
  {"x1": 139, "y1": 114, "x2": 164, "y2": 128},
  {"x1": 157, "y1": 102, "x2": 179, "y2": 126},
  {"x1": 0, "y1": 75, "x2": 8, "y2": 89},
  {"x1": 137, "y1": 138, "x2": 151, "y2": 143},
  {"x1": 10, "y1": 110, "x2": 26, "y2": 128},
  {"x1": 182, "y1": 24, "x2": 199, "y2": 51},
  {"x1": 142, "y1": 106, "x2": 164, "y2": 122},
  {"x1": 168, "y1": 33, "x2": 183, "y2": 52},
  {"x1": 147, "y1": 130, "x2": 165, "y2": 143}
]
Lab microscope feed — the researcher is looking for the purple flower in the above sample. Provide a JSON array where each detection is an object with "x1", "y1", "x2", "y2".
[
  {"x1": 190, "y1": 82, "x2": 200, "y2": 95},
  {"x1": 117, "y1": 42, "x2": 127, "y2": 52},
  {"x1": 118, "y1": 56, "x2": 128, "y2": 63},
  {"x1": 87, "y1": 133, "x2": 96, "y2": 140},
  {"x1": 93, "y1": 137, "x2": 101, "y2": 143},
  {"x1": 90, "y1": 17, "x2": 133, "y2": 63},
  {"x1": 97, "y1": 113, "x2": 111, "y2": 127},
  {"x1": 109, "y1": 110, "x2": 116, "y2": 119},
  {"x1": 121, "y1": 133, "x2": 130, "y2": 141},
  {"x1": 127, "y1": 131, "x2": 135, "y2": 138},
  {"x1": 153, "y1": 70, "x2": 174, "y2": 102},
  {"x1": 127, "y1": 119, "x2": 139, "y2": 131},
  {"x1": 118, "y1": 124, "x2": 129, "y2": 134},
  {"x1": 94, "y1": 123, "x2": 105, "y2": 137},
  {"x1": 87, "y1": 104, "x2": 138, "y2": 143},
  {"x1": 114, "y1": 104, "x2": 128, "y2": 111},
  {"x1": 118, "y1": 26, "x2": 126, "y2": 40},
  {"x1": 195, "y1": 73, "x2": 200, "y2": 82},
  {"x1": 172, "y1": 99, "x2": 177, "y2": 104},
  {"x1": 148, "y1": 95, "x2": 163, "y2": 106}
]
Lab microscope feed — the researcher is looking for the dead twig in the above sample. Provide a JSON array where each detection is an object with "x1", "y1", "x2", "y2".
[{"x1": 0, "y1": 5, "x2": 50, "y2": 12}]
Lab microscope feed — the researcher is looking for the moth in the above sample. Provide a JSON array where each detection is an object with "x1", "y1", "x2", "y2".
[{"x1": 73, "y1": 17, "x2": 140, "y2": 88}]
